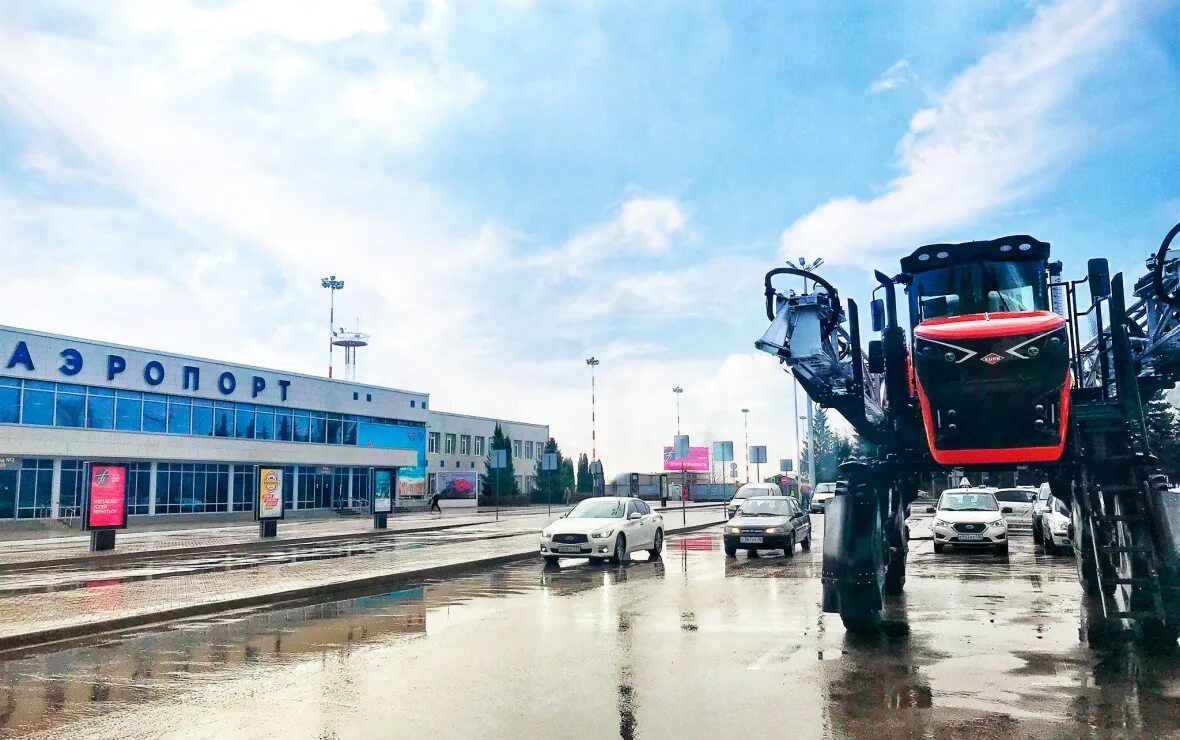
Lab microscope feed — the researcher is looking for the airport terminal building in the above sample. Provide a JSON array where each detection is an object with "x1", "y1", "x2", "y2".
[{"x1": 0, "y1": 326, "x2": 549, "y2": 521}]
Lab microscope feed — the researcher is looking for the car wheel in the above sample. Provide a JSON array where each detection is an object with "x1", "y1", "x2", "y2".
[
  {"x1": 748, "y1": 549, "x2": 760, "y2": 558},
  {"x1": 588, "y1": 557, "x2": 602, "y2": 565},
  {"x1": 1044, "y1": 531, "x2": 1057, "y2": 556},
  {"x1": 1032, "y1": 519, "x2": 1043, "y2": 543},
  {"x1": 543, "y1": 555, "x2": 559, "y2": 565},
  {"x1": 610, "y1": 534, "x2": 628, "y2": 565},
  {"x1": 784, "y1": 532, "x2": 796, "y2": 557},
  {"x1": 801, "y1": 531, "x2": 812, "y2": 551},
  {"x1": 648, "y1": 529, "x2": 664, "y2": 558},
  {"x1": 996, "y1": 542, "x2": 1009, "y2": 556},
  {"x1": 933, "y1": 542, "x2": 945, "y2": 553},
  {"x1": 724, "y1": 544, "x2": 737, "y2": 557}
]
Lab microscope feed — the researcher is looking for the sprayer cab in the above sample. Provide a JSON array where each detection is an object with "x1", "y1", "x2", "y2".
[{"x1": 903, "y1": 236, "x2": 1071, "y2": 465}]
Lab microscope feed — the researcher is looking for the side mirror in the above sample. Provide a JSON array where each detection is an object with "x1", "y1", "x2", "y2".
[
  {"x1": 925, "y1": 506, "x2": 935, "y2": 514},
  {"x1": 1087, "y1": 258, "x2": 1111, "y2": 300},
  {"x1": 870, "y1": 298, "x2": 886, "y2": 332},
  {"x1": 560, "y1": 512, "x2": 568, "y2": 518},
  {"x1": 628, "y1": 512, "x2": 642, "y2": 520},
  {"x1": 1001, "y1": 507, "x2": 1013, "y2": 514}
]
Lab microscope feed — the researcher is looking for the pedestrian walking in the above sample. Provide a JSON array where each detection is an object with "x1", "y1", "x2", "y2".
[{"x1": 429, "y1": 491, "x2": 442, "y2": 515}]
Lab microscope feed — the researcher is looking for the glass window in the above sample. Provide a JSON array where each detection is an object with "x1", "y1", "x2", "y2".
[
  {"x1": 168, "y1": 398, "x2": 192, "y2": 434},
  {"x1": 310, "y1": 413, "x2": 327, "y2": 444},
  {"x1": 86, "y1": 388, "x2": 114, "y2": 430},
  {"x1": 474, "y1": 436, "x2": 485, "y2": 456},
  {"x1": 460, "y1": 435, "x2": 471, "y2": 455},
  {"x1": 192, "y1": 400, "x2": 214, "y2": 436},
  {"x1": 428, "y1": 432, "x2": 440, "y2": 454},
  {"x1": 127, "y1": 462, "x2": 151, "y2": 516},
  {"x1": 115, "y1": 391, "x2": 142, "y2": 431},
  {"x1": 912, "y1": 259, "x2": 1047, "y2": 320},
  {"x1": 513, "y1": 439, "x2": 522, "y2": 458},
  {"x1": 276, "y1": 410, "x2": 294, "y2": 442},
  {"x1": 235, "y1": 404, "x2": 255, "y2": 439},
  {"x1": 255, "y1": 408, "x2": 274, "y2": 440},
  {"x1": 142, "y1": 393, "x2": 167, "y2": 433},
  {"x1": 0, "y1": 378, "x2": 19, "y2": 423},
  {"x1": 343, "y1": 418, "x2": 357, "y2": 445},
  {"x1": 326, "y1": 413, "x2": 342, "y2": 444},
  {"x1": 55, "y1": 388, "x2": 86, "y2": 428},
  {"x1": 445, "y1": 434, "x2": 456, "y2": 454},
  {"x1": 213, "y1": 403, "x2": 234, "y2": 437},
  {"x1": 21, "y1": 381, "x2": 54, "y2": 426},
  {"x1": 525, "y1": 441, "x2": 534, "y2": 459},
  {"x1": 16, "y1": 458, "x2": 53, "y2": 518},
  {"x1": 293, "y1": 412, "x2": 310, "y2": 443},
  {"x1": 59, "y1": 461, "x2": 84, "y2": 518}
]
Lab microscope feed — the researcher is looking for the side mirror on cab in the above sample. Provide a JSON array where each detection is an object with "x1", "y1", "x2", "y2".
[
  {"x1": 1001, "y1": 507, "x2": 1013, "y2": 514},
  {"x1": 628, "y1": 512, "x2": 642, "y2": 520},
  {"x1": 925, "y1": 506, "x2": 935, "y2": 514}
]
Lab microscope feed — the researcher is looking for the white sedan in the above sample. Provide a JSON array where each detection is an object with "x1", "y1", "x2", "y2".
[{"x1": 540, "y1": 497, "x2": 664, "y2": 564}]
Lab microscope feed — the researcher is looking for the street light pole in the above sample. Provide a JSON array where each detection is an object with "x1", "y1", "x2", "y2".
[
  {"x1": 586, "y1": 357, "x2": 600, "y2": 462},
  {"x1": 673, "y1": 386, "x2": 685, "y2": 526},
  {"x1": 321, "y1": 276, "x2": 344, "y2": 379},
  {"x1": 741, "y1": 408, "x2": 750, "y2": 483},
  {"x1": 792, "y1": 375, "x2": 802, "y2": 482},
  {"x1": 807, "y1": 400, "x2": 816, "y2": 487}
]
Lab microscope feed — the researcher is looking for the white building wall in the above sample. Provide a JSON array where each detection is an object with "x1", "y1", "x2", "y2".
[{"x1": 425, "y1": 411, "x2": 550, "y2": 505}]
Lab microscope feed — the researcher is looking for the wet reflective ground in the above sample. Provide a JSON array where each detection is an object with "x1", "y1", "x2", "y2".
[{"x1": 2, "y1": 522, "x2": 1179, "y2": 739}]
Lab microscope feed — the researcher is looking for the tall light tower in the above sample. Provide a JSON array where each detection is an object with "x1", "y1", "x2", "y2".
[
  {"x1": 672, "y1": 386, "x2": 683, "y2": 436},
  {"x1": 586, "y1": 357, "x2": 600, "y2": 461},
  {"x1": 673, "y1": 386, "x2": 685, "y2": 508},
  {"x1": 321, "y1": 275, "x2": 344, "y2": 379},
  {"x1": 741, "y1": 408, "x2": 750, "y2": 483}
]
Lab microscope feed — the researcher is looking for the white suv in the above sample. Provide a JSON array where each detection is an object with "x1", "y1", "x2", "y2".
[
  {"x1": 727, "y1": 482, "x2": 782, "y2": 518},
  {"x1": 928, "y1": 488, "x2": 1009, "y2": 555},
  {"x1": 810, "y1": 482, "x2": 837, "y2": 513}
]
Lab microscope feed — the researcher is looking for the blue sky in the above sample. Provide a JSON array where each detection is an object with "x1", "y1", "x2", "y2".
[{"x1": 0, "y1": 0, "x2": 1175, "y2": 475}]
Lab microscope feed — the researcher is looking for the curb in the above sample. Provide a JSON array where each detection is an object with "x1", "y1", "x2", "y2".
[
  {"x1": 0, "y1": 519, "x2": 724, "y2": 655},
  {"x1": 0, "y1": 517, "x2": 535, "y2": 574}
]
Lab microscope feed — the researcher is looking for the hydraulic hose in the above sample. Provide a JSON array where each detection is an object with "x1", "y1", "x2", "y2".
[
  {"x1": 1151, "y1": 221, "x2": 1180, "y2": 306},
  {"x1": 763, "y1": 266, "x2": 842, "y2": 335}
]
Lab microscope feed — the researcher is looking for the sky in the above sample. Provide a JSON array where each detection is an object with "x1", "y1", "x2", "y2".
[{"x1": 0, "y1": 0, "x2": 1176, "y2": 478}]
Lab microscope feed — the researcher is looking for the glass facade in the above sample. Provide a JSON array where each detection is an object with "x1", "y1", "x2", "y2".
[{"x1": 0, "y1": 377, "x2": 422, "y2": 445}]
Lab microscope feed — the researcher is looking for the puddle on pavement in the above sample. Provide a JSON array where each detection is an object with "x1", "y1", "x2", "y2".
[{"x1": 1, "y1": 533, "x2": 1179, "y2": 739}]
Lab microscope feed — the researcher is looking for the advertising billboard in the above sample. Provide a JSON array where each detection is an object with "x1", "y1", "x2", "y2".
[
  {"x1": 437, "y1": 471, "x2": 478, "y2": 500},
  {"x1": 663, "y1": 446, "x2": 710, "y2": 472},
  {"x1": 373, "y1": 469, "x2": 394, "y2": 513},
  {"x1": 85, "y1": 464, "x2": 127, "y2": 530},
  {"x1": 257, "y1": 467, "x2": 284, "y2": 520},
  {"x1": 396, "y1": 466, "x2": 427, "y2": 506}
]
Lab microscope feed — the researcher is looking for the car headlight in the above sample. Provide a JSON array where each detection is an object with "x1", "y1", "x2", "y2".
[
  {"x1": 988, "y1": 519, "x2": 1006, "y2": 528},
  {"x1": 541, "y1": 529, "x2": 551, "y2": 538},
  {"x1": 591, "y1": 528, "x2": 614, "y2": 539},
  {"x1": 729, "y1": 527, "x2": 740, "y2": 534},
  {"x1": 765, "y1": 527, "x2": 783, "y2": 534},
  {"x1": 933, "y1": 519, "x2": 952, "y2": 528},
  {"x1": 1053, "y1": 520, "x2": 1070, "y2": 533}
]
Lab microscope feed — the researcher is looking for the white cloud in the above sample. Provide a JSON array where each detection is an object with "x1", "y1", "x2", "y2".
[
  {"x1": 868, "y1": 59, "x2": 914, "y2": 93},
  {"x1": 782, "y1": 0, "x2": 1127, "y2": 265},
  {"x1": 525, "y1": 194, "x2": 690, "y2": 274}
]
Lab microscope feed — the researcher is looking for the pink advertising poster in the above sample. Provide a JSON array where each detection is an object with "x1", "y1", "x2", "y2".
[
  {"x1": 88, "y1": 464, "x2": 127, "y2": 529},
  {"x1": 663, "y1": 446, "x2": 710, "y2": 472}
]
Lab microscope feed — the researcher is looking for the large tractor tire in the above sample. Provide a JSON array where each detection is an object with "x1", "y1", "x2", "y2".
[{"x1": 822, "y1": 465, "x2": 888, "y2": 633}]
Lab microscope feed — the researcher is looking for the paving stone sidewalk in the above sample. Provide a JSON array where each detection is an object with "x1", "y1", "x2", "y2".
[{"x1": 0, "y1": 510, "x2": 725, "y2": 648}]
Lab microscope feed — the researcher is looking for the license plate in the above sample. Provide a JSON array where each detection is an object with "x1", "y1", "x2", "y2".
[
  {"x1": 557, "y1": 546, "x2": 582, "y2": 553},
  {"x1": 739, "y1": 536, "x2": 763, "y2": 544},
  {"x1": 957, "y1": 534, "x2": 983, "y2": 541}
]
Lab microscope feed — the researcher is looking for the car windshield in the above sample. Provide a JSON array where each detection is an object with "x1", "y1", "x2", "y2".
[
  {"x1": 568, "y1": 500, "x2": 626, "y2": 518},
  {"x1": 739, "y1": 499, "x2": 791, "y2": 516},
  {"x1": 938, "y1": 492, "x2": 999, "y2": 512},
  {"x1": 733, "y1": 486, "x2": 770, "y2": 499},
  {"x1": 994, "y1": 489, "x2": 1036, "y2": 503},
  {"x1": 913, "y1": 259, "x2": 1046, "y2": 319},
  {"x1": 814, "y1": 483, "x2": 837, "y2": 494}
]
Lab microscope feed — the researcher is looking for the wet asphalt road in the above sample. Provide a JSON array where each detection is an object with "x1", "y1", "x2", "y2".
[{"x1": 2, "y1": 518, "x2": 1179, "y2": 739}]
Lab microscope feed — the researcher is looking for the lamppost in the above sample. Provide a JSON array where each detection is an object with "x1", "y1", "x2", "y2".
[
  {"x1": 673, "y1": 386, "x2": 685, "y2": 525},
  {"x1": 796, "y1": 256, "x2": 824, "y2": 293},
  {"x1": 792, "y1": 375, "x2": 802, "y2": 482},
  {"x1": 741, "y1": 408, "x2": 750, "y2": 483},
  {"x1": 321, "y1": 276, "x2": 344, "y2": 379},
  {"x1": 586, "y1": 357, "x2": 600, "y2": 462}
]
